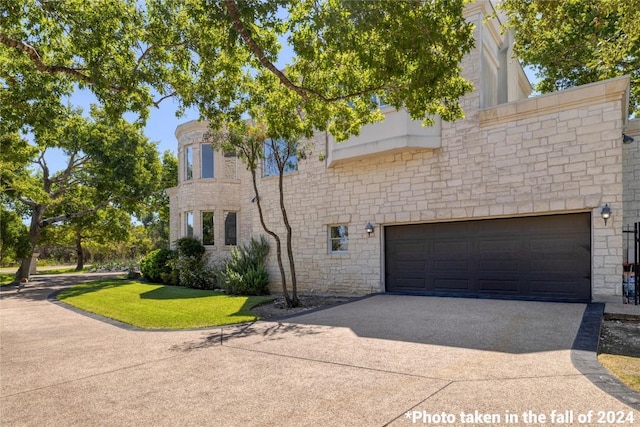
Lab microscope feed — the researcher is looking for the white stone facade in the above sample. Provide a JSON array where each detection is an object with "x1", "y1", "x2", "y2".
[{"x1": 167, "y1": 3, "x2": 637, "y2": 302}]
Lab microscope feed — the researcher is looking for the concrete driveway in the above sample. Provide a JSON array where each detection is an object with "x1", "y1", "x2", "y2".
[{"x1": 1, "y1": 275, "x2": 639, "y2": 426}]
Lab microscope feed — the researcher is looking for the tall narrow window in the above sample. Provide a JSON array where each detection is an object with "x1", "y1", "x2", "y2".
[
  {"x1": 329, "y1": 225, "x2": 349, "y2": 253},
  {"x1": 224, "y1": 212, "x2": 237, "y2": 246},
  {"x1": 185, "y1": 146, "x2": 193, "y2": 180},
  {"x1": 264, "y1": 138, "x2": 298, "y2": 177},
  {"x1": 185, "y1": 211, "x2": 194, "y2": 237},
  {"x1": 202, "y1": 211, "x2": 215, "y2": 245},
  {"x1": 201, "y1": 143, "x2": 214, "y2": 178}
]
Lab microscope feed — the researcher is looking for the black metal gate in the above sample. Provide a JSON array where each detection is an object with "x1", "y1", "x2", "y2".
[{"x1": 623, "y1": 222, "x2": 640, "y2": 304}]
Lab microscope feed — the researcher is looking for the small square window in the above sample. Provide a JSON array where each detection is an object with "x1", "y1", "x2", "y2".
[{"x1": 329, "y1": 225, "x2": 348, "y2": 253}]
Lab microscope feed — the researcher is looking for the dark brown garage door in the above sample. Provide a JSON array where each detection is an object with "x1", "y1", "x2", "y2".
[{"x1": 385, "y1": 213, "x2": 591, "y2": 301}]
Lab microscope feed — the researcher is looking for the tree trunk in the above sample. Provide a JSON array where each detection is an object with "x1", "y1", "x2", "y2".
[
  {"x1": 278, "y1": 169, "x2": 299, "y2": 307},
  {"x1": 250, "y1": 169, "x2": 292, "y2": 306},
  {"x1": 75, "y1": 229, "x2": 84, "y2": 271},
  {"x1": 15, "y1": 204, "x2": 46, "y2": 281}
]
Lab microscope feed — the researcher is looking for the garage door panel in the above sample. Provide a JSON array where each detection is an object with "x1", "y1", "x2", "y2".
[
  {"x1": 433, "y1": 278, "x2": 470, "y2": 291},
  {"x1": 433, "y1": 259, "x2": 468, "y2": 271},
  {"x1": 478, "y1": 280, "x2": 520, "y2": 292},
  {"x1": 385, "y1": 213, "x2": 591, "y2": 301},
  {"x1": 530, "y1": 281, "x2": 581, "y2": 297},
  {"x1": 478, "y1": 259, "x2": 520, "y2": 273},
  {"x1": 478, "y1": 239, "x2": 520, "y2": 254},
  {"x1": 432, "y1": 240, "x2": 470, "y2": 254}
]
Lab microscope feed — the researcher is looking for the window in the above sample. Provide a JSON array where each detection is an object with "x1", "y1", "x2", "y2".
[
  {"x1": 185, "y1": 211, "x2": 194, "y2": 237},
  {"x1": 201, "y1": 143, "x2": 214, "y2": 178},
  {"x1": 202, "y1": 211, "x2": 215, "y2": 245},
  {"x1": 263, "y1": 138, "x2": 298, "y2": 177},
  {"x1": 224, "y1": 211, "x2": 237, "y2": 246},
  {"x1": 371, "y1": 93, "x2": 388, "y2": 108},
  {"x1": 329, "y1": 225, "x2": 349, "y2": 253},
  {"x1": 185, "y1": 146, "x2": 193, "y2": 180}
]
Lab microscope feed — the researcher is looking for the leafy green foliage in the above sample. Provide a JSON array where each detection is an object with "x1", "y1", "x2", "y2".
[
  {"x1": 170, "y1": 237, "x2": 214, "y2": 289},
  {"x1": 220, "y1": 236, "x2": 270, "y2": 296},
  {"x1": 0, "y1": 206, "x2": 30, "y2": 266},
  {"x1": 140, "y1": 248, "x2": 174, "y2": 283},
  {"x1": 174, "y1": 237, "x2": 206, "y2": 259},
  {"x1": 499, "y1": 0, "x2": 640, "y2": 115},
  {"x1": 2, "y1": 0, "x2": 475, "y2": 140}
]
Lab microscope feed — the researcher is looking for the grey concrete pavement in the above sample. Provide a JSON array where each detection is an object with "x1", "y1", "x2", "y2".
[{"x1": 1, "y1": 275, "x2": 639, "y2": 426}]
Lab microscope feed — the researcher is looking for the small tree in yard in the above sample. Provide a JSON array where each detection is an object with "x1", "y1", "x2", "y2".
[{"x1": 206, "y1": 125, "x2": 303, "y2": 307}]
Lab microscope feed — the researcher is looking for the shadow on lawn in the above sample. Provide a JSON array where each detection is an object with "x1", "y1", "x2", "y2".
[
  {"x1": 56, "y1": 278, "x2": 130, "y2": 299},
  {"x1": 139, "y1": 285, "x2": 224, "y2": 300}
]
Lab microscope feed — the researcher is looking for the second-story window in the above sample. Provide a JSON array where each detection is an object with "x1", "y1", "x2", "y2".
[
  {"x1": 185, "y1": 146, "x2": 193, "y2": 181},
  {"x1": 264, "y1": 138, "x2": 298, "y2": 177},
  {"x1": 201, "y1": 143, "x2": 214, "y2": 178}
]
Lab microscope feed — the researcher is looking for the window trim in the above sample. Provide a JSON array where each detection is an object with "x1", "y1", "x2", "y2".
[{"x1": 329, "y1": 225, "x2": 349, "y2": 254}]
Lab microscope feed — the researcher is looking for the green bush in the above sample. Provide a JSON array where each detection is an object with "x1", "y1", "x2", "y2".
[
  {"x1": 170, "y1": 237, "x2": 215, "y2": 290},
  {"x1": 140, "y1": 249, "x2": 174, "y2": 283},
  {"x1": 220, "y1": 236, "x2": 270, "y2": 295},
  {"x1": 174, "y1": 237, "x2": 206, "y2": 258}
]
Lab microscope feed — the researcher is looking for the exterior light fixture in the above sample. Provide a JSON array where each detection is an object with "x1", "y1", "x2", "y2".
[
  {"x1": 365, "y1": 222, "x2": 375, "y2": 235},
  {"x1": 600, "y1": 204, "x2": 611, "y2": 226},
  {"x1": 623, "y1": 133, "x2": 635, "y2": 144}
]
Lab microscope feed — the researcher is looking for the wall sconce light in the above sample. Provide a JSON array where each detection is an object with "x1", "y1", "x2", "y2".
[
  {"x1": 251, "y1": 195, "x2": 259, "y2": 203},
  {"x1": 365, "y1": 222, "x2": 375, "y2": 235},
  {"x1": 600, "y1": 204, "x2": 611, "y2": 226},
  {"x1": 623, "y1": 133, "x2": 635, "y2": 144}
]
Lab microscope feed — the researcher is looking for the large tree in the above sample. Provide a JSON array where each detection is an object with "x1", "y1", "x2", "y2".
[
  {"x1": 1, "y1": 0, "x2": 475, "y2": 136},
  {"x1": 499, "y1": 0, "x2": 640, "y2": 116},
  {"x1": 2, "y1": 0, "x2": 477, "y2": 299},
  {"x1": 138, "y1": 150, "x2": 178, "y2": 249},
  {"x1": 1, "y1": 107, "x2": 162, "y2": 280}
]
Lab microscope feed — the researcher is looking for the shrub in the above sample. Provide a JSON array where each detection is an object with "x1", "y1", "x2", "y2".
[
  {"x1": 220, "y1": 236, "x2": 270, "y2": 295},
  {"x1": 170, "y1": 237, "x2": 216, "y2": 290},
  {"x1": 174, "y1": 237, "x2": 206, "y2": 258},
  {"x1": 140, "y1": 249, "x2": 174, "y2": 283}
]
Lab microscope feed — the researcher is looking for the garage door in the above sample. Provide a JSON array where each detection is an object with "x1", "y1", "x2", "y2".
[{"x1": 385, "y1": 213, "x2": 591, "y2": 302}]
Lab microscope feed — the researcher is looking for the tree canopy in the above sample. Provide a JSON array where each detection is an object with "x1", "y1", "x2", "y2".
[
  {"x1": 1, "y1": 0, "x2": 476, "y2": 139},
  {"x1": 499, "y1": 0, "x2": 640, "y2": 116},
  {"x1": 1, "y1": 107, "x2": 162, "y2": 279}
]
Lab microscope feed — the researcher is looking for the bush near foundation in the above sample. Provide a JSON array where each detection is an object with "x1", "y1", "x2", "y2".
[
  {"x1": 140, "y1": 249, "x2": 174, "y2": 283},
  {"x1": 170, "y1": 237, "x2": 216, "y2": 290},
  {"x1": 220, "y1": 236, "x2": 270, "y2": 296}
]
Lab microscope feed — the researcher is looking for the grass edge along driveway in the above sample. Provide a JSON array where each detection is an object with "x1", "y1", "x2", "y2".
[{"x1": 57, "y1": 279, "x2": 273, "y2": 329}]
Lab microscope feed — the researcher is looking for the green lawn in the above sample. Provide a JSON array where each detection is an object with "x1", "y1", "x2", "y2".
[
  {"x1": 0, "y1": 274, "x2": 15, "y2": 286},
  {"x1": 57, "y1": 279, "x2": 273, "y2": 329}
]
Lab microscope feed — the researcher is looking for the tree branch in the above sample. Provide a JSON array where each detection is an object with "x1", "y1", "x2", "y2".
[
  {"x1": 40, "y1": 200, "x2": 109, "y2": 227},
  {"x1": 0, "y1": 34, "x2": 95, "y2": 86},
  {"x1": 222, "y1": 0, "x2": 311, "y2": 101}
]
